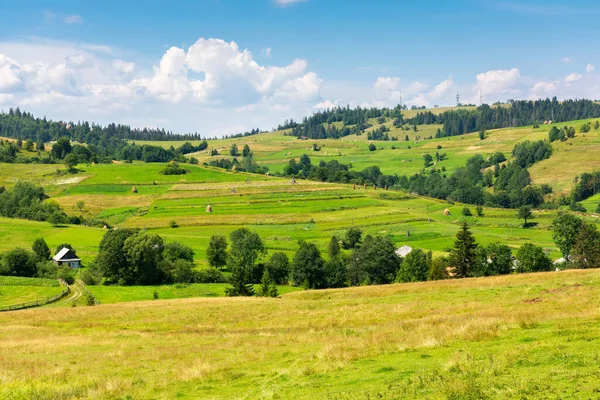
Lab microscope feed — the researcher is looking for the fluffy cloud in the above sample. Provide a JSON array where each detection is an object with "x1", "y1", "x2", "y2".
[
  {"x1": 528, "y1": 81, "x2": 559, "y2": 98},
  {"x1": 586, "y1": 63, "x2": 595, "y2": 73},
  {"x1": 564, "y1": 72, "x2": 582, "y2": 83},
  {"x1": 314, "y1": 99, "x2": 340, "y2": 109},
  {"x1": 132, "y1": 38, "x2": 321, "y2": 106},
  {"x1": 474, "y1": 68, "x2": 520, "y2": 95},
  {"x1": 409, "y1": 77, "x2": 454, "y2": 107},
  {"x1": 112, "y1": 59, "x2": 135, "y2": 74},
  {"x1": 0, "y1": 37, "x2": 322, "y2": 135}
]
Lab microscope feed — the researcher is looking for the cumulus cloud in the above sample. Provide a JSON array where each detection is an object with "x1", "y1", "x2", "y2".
[
  {"x1": 564, "y1": 72, "x2": 582, "y2": 83},
  {"x1": 474, "y1": 68, "x2": 520, "y2": 95},
  {"x1": 132, "y1": 38, "x2": 321, "y2": 105},
  {"x1": 528, "y1": 81, "x2": 559, "y2": 98},
  {"x1": 112, "y1": 59, "x2": 135, "y2": 74},
  {"x1": 373, "y1": 77, "x2": 401, "y2": 103},
  {"x1": 587, "y1": 63, "x2": 595, "y2": 73},
  {"x1": 409, "y1": 77, "x2": 454, "y2": 107},
  {"x1": 0, "y1": 37, "x2": 322, "y2": 135},
  {"x1": 314, "y1": 99, "x2": 340, "y2": 109}
]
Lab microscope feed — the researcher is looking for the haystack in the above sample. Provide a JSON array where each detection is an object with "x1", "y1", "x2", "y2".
[
  {"x1": 443, "y1": 208, "x2": 451, "y2": 216},
  {"x1": 131, "y1": 186, "x2": 138, "y2": 193},
  {"x1": 206, "y1": 205, "x2": 213, "y2": 213},
  {"x1": 103, "y1": 225, "x2": 108, "y2": 230},
  {"x1": 231, "y1": 188, "x2": 237, "y2": 194}
]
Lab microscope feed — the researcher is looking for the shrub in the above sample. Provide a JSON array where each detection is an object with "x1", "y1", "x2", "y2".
[
  {"x1": 476, "y1": 205, "x2": 484, "y2": 217},
  {"x1": 57, "y1": 266, "x2": 75, "y2": 285},
  {"x1": 462, "y1": 207, "x2": 472, "y2": 216},
  {"x1": 193, "y1": 268, "x2": 226, "y2": 283},
  {"x1": 169, "y1": 220, "x2": 179, "y2": 228},
  {"x1": 368, "y1": 144, "x2": 376, "y2": 152}
]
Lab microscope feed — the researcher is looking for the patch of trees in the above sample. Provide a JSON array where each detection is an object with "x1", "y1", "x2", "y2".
[
  {"x1": 92, "y1": 229, "x2": 223, "y2": 286},
  {"x1": 279, "y1": 155, "x2": 400, "y2": 188},
  {"x1": 0, "y1": 238, "x2": 76, "y2": 283},
  {"x1": 160, "y1": 162, "x2": 190, "y2": 175},
  {"x1": 416, "y1": 98, "x2": 600, "y2": 137},
  {"x1": 367, "y1": 125, "x2": 397, "y2": 141},
  {"x1": 0, "y1": 138, "x2": 55, "y2": 164},
  {"x1": 512, "y1": 140, "x2": 552, "y2": 167},
  {"x1": 572, "y1": 172, "x2": 600, "y2": 203},
  {"x1": 281, "y1": 105, "x2": 404, "y2": 139},
  {"x1": 207, "y1": 146, "x2": 269, "y2": 174}
]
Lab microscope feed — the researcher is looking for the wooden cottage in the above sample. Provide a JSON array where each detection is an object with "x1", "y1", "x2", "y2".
[{"x1": 53, "y1": 248, "x2": 81, "y2": 269}]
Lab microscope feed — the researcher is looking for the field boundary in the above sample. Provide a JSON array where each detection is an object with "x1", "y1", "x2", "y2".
[{"x1": 0, "y1": 280, "x2": 70, "y2": 312}]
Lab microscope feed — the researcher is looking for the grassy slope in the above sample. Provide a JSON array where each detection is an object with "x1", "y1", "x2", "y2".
[
  {"x1": 0, "y1": 277, "x2": 63, "y2": 307},
  {"x1": 1, "y1": 269, "x2": 599, "y2": 399}
]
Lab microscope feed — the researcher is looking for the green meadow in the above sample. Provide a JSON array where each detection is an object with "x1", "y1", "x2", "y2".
[
  {"x1": 0, "y1": 276, "x2": 64, "y2": 308},
  {"x1": 1, "y1": 269, "x2": 599, "y2": 398}
]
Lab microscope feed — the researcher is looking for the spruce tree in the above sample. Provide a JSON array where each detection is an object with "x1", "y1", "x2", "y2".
[
  {"x1": 449, "y1": 223, "x2": 478, "y2": 278},
  {"x1": 225, "y1": 266, "x2": 255, "y2": 297}
]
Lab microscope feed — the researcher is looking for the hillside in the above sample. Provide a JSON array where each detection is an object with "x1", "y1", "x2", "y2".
[
  {"x1": 1, "y1": 269, "x2": 599, "y2": 398},
  {"x1": 0, "y1": 161, "x2": 582, "y2": 268}
]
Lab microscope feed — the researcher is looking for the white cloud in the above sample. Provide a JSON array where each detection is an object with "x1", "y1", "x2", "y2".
[
  {"x1": 63, "y1": 15, "x2": 83, "y2": 24},
  {"x1": 474, "y1": 68, "x2": 520, "y2": 95},
  {"x1": 0, "y1": 37, "x2": 322, "y2": 135},
  {"x1": 112, "y1": 59, "x2": 135, "y2": 74},
  {"x1": 561, "y1": 57, "x2": 571, "y2": 63},
  {"x1": 373, "y1": 76, "x2": 401, "y2": 103},
  {"x1": 409, "y1": 77, "x2": 454, "y2": 107},
  {"x1": 564, "y1": 72, "x2": 582, "y2": 83},
  {"x1": 587, "y1": 63, "x2": 595, "y2": 73},
  {"x1": 261, "y1": 48, "x2": 272, "y2": 57},
  {"x1": 314, "y1": 99, "x2": 340, "y2": 109},
  {"x1": 528, "y1": 81, "x2": 559, "y2": 98}
]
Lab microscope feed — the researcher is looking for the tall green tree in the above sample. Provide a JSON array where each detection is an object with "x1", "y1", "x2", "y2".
[
  {"x1": 123, "y1": 232, "x2": 165, "y2": 285},
  {"x1": 242, "y1": 144, "x2": 251, "y2": 157},
  {"x1": 347, "y1": 235, "x2": 400, "y2": 285},
  {"x1": 257, "y1": 268, "x2": 278, "y2": 297},
  {"x1": 328, "y1": 236, "x2": 341, "y2": 259},
  {"x1": 396, "y1": 248, "x2": 431, "y2": 283},
  {"x1": 50, "y1": 137, "x2": 72, "y2": 159},
  {"x1": 516, "y1": 243, "x2": 552, "y2": 272},
  {"x1": 552, "y1": 213, "x2": 582, "y2": 264},
  {"x1": 449, "y1": 223, "x2": 478, "y2": 278},
  {"x1": 571, "y1": 222, "x2": 600, "y2": 269},
  {"x1": 31, "y1": 238, "x2": 51, "y2": 262},
  {"x1": 206, "y1": 235, "x2": 228, "y2": 269},
  {"x1": 428, "y1": 257, "x2": 448, "y2": 281},
  {"x1": 0, "y1": 248, "x2": 37, "y2": 277},
  {"x1": 226, "y1": 228, "x2": 265, "y2": 296},
  {"x1": 95, "y1": 229, "x2": 138, "y2": 284},
  {"x1": 518, "y1": 205, "x2": 533, "y2": 226},
  {"x1": 163, "y1": 242, "x2": 195, "y2": 262},
  {"x1": 266, "y1": 252, "x2": 289, "y2": 284},
  {"x1": 343, "y1": 227, "x2": 363, "y2": 249},
  {"x1": 291, "y1": 240, "x2": 325, "y2": 288},
  {"x1": 229, "y1": 144, "x2": 239, "y2": 156}
]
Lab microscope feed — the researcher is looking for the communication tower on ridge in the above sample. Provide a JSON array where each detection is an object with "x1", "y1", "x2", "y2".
[{"x1": 456, "y1": 92, "x2": 460, "y2": 106}]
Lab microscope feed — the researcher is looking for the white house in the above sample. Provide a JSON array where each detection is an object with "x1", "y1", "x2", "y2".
[
  {"x1": 395, "y1": 245, "x2": 413, "y2": 258},
  {"x1": 53, "y1": 247, "x2": 81, "y2": 269}
]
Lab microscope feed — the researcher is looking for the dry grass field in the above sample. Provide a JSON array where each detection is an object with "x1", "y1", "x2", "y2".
[{"x1": 1, "y1": 269, "x2": 599, "y2": 399}]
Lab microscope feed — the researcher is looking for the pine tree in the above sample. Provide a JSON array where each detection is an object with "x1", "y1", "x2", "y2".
[
  {"x1": 449, "y1": 223, "x2": 478, "y2": 278},
  {"x1": 258, "y1": 269, "x2": 278, "y2": 297},
  {"x1": 225, "y1": 266, "x2": 255, "y2": 297}
]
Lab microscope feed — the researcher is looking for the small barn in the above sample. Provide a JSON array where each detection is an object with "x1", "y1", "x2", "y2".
[
  {"x1": 395, "y1": 245, "x2": 413, "y2": 258},
  {"x1": 53, "y1": 248, "x2": 81, "y2": 269}
]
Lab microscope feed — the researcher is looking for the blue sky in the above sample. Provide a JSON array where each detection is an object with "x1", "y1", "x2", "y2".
[{"x1": 0, "y1": 0, "x2": 599, "y2": 135}]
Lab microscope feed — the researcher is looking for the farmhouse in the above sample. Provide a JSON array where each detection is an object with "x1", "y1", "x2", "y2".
[
  {"x1": 395, "y1": 245, "x2": 413, "y2": 258},
  {"x1": 53, "y1": 247, "x2": 81, "y2": 269}
]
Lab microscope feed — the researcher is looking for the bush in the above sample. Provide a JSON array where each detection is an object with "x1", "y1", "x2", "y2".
[
  {"x1": 57, "y1": 266, "x2": 75, "y2": 285},
  {"x1": 368, "y1": 144, "x2": 376, "y2": 152},
  {"x1": 160, "y1": 162, "x2": 189, "y2": 175},
  {"x1": 462, "y1": 207, "x2": 472, "y2": 216},
  {"x1": 169, "y1": 220, "x2": 179, "y2": 228},
  {"x1": 193, "y1": 268, "x2": 226, "y2": 283},
  {"x1": 80, "y1": 266, "x2": 102, "y2": 285},
  {"x1": 476, "y1": 205, "x2": 484, "y2": 217}
]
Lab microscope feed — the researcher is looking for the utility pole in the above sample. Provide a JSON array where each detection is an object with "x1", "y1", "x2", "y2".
[
  {"x1": 456, "y1": 92, "x2": 460, "y2": 106},
  {"x1": 480, "y1": 90, "x2": 483, "y2": 106},
  {"x1": 399, "y1": 90, "x2": 403, "y2": 109}
]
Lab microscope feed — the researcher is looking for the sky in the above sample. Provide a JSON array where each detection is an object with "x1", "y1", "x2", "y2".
[{"x1": 1, "y1": 0, "x2": 600, "y2": 136}]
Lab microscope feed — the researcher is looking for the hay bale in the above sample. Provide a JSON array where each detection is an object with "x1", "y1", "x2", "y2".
[
  {"x1": 103, "y1": 225, "x2": 108, "y2": 230},
  {"x1": 131, "y1": 186, "x2": 138, "y2": 193},
  {"x1": 443, "y1": 208, "x2": 451, "y2": 216},
  {"x1": 206, "y1": 205, "x2": 213, "y2": 213}
]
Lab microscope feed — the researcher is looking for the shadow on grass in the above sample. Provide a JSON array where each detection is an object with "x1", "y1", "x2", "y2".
[{"x1": 522, "y1": 222, "x2": 538, "y2": 228}]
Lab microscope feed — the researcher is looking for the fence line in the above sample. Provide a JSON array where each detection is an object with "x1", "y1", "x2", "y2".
[
  {"x1": 0, "y1": 281, "x2": 70, "y2": 312},
  {"x1": 77, "y1": 279, "x2": 100, "y2": 305}
]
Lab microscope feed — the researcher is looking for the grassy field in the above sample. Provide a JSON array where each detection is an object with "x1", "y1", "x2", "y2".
[
  {"x1": 1, "y1": 269, "x2": 599, "y2": 398},
  {"x1": 0, "y1": 276, "x2": 63, "y2": 308},
  {"x1": 89, "y1": 283, "x2": 302, "y2": 304}
]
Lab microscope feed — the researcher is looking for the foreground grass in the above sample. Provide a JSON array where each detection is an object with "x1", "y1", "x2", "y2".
[{"x1": 1, "y1": 269, "x2": 599, "y2": 399}]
